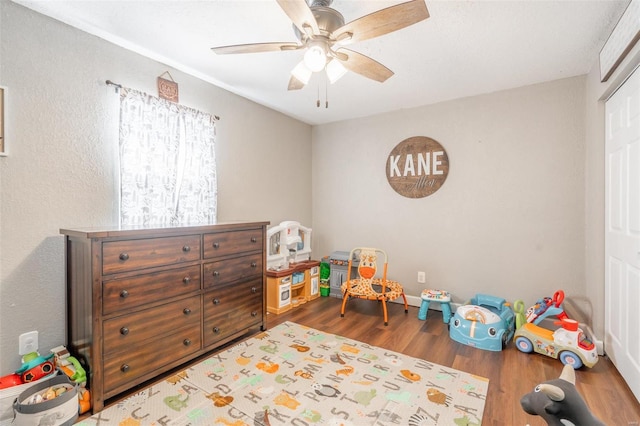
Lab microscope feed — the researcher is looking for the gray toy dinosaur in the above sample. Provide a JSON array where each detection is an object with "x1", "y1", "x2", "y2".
[{"x1": 520, "y1": 364, "x2": 605, "y2": 426}]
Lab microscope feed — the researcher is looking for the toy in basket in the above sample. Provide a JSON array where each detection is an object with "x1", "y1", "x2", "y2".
[
  {"x1": 12, "y1": 372, "x2": 78, "y2": 426},
  {"x1": 513, "y1": 290, "x2": 598, "y2": 369},
  {"x1": 0, "y1": 346, "x2": 91, "y2": 423},
  {"x1": 448, "y1": 293, "x2": 515, "y2": 351}
]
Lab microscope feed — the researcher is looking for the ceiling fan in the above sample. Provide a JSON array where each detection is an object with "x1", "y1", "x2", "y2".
[{"x1": 211, "y1": 0, "x2": 429, "y2": 90}]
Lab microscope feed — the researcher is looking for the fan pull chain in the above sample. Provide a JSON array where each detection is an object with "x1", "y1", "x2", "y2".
[
  {"x1": 325, "y1": 78, "x2": 328, "y2": 108},
  {"x1": 315, "y1": 78, "x2": 329, "y2": 108}
]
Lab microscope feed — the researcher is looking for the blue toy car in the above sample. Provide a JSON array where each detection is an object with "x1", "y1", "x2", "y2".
[{"x1": 449, "y1": 293, "x2": 515, "y2": 351}]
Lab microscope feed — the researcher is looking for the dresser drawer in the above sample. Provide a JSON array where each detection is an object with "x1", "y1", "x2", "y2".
[
  {"x1": 203, "y1": 278, "x2": 263, "y2": 347},
  {"x1": 203, "y1": 229, "x2": 263, "y2": 259},
  {"x1": 102, "y1": 265, "x2": 201, "y2": 315},
  {"x1": 103, "y1": 295, "x2": 201, "y2": 355},
  {"x1": 102, "y1": 235, "x2": 201, "y2": 275},
  {"x1": 103, "y1": 324, "x2": 201, "y2": 395},
  {"x1": 203, "y1": 253, "x2": 262, "y2": 288}
]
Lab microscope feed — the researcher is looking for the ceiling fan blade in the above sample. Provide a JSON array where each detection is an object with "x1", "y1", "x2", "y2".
[
  {"x1": 212, "y1": 42, "x2": 301, "y2": 55},
  {"x1": 335, "y1": 48, "x2": 393, "y2": 83},
  {"x1": 333, "y1": 0, "x2": 429, "y2": 44},
  {"x1": 276, "y1": 0, "x2": 319, "y2": 36},
  {"x1": 288, "y1": 75, "x2": 306, "y2": 91}
]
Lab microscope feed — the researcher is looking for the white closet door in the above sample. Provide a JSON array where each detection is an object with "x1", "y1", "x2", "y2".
[{"x1": 605, "y1": 66, "x2": 640, "y2": 403}]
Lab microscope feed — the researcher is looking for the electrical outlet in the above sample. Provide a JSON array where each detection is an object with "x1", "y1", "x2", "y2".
[
  {"x1": 417, "y1": 271, "x2": 426, "y2": 284},
  {"x1": 19, "y1": 331, "x2": 38, "y2": 355}
]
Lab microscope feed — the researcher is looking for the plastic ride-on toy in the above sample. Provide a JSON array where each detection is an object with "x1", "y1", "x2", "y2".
[
  {"x1": 513, "y1": 290, "x2": 598, "y2": 369},
  {"x1": 449, "y1": 293, "x2": 515, "y2": 351}
]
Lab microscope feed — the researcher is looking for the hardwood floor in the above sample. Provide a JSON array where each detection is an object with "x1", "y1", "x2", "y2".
[{"x1": 267, "y1": 296, "x2": 640, "y2": 426}]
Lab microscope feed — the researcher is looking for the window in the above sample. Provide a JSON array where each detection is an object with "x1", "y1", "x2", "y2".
[{"x1": 118, "y1": 89, "x2": 217, "y2": 226}]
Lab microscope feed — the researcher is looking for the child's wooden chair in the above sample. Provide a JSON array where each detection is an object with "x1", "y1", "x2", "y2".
[{"x1": 340, "y1": 247, "x2": 408, "y2": 326}]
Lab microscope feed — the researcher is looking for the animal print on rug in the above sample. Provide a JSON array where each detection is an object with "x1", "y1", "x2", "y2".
[{"x1": 75, "y1": 321, "x2": 488, "y2": 425}]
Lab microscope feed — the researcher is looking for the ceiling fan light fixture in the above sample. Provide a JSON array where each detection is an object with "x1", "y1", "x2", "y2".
[
  {"x1": 326, "y1": 59, "x2": 347, "y2": 83},
  {"x1": 291, "y1": 61, "x2": 312, "y2": 85},
  {"x1": 211, "y1": 0, "x2": 431, "y2": 92},
  {"x1": 304, "y1": 44, "x2": 327, "y2": 72}
]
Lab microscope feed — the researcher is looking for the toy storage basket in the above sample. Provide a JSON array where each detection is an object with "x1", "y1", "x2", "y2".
[
  {"x1": 12, "y1": 373, "x2": 77, "y2": 426},
  {"x1": 0, "y1": 374, "x2": 54, "y2": 425}
]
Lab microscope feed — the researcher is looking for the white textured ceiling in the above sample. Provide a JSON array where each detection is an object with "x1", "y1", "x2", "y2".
[{"x1": 13, "y1": 0, "x2": 629, "y2": 125}]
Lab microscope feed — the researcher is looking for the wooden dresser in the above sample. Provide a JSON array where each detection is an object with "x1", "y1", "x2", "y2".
[{"x1": 60, "y1": 221, "x2": 268, "y2": 413}]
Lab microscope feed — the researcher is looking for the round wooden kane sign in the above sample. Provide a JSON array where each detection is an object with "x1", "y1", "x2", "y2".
[{"x1": 386, "y1": 136, "x2": 449, "y2": 198}]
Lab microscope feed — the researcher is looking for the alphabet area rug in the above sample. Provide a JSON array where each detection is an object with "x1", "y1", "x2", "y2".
[{"x1": 76, "y1": 321, "x2": 489, "y2": 425}]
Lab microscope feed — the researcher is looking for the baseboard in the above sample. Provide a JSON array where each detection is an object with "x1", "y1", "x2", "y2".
[
  {"x1": 596, "y1": 339, "x2": 604, "y2": 356},
  {"x1": 392, "y1": 295, "x2": 459, "y2": 311},
  {"x1": 586, "y1": 325, "x2": 604, "y2": 356},
  {"x1": 404, "y1": 294, "x2": 422, "y2": 307},
  {"x1": 391, "y1": 296, "x2": 458, "y2": 311}
]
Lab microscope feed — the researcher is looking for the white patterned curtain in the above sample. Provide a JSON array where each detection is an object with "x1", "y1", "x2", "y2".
[{"x1": 118, "y1": 89, "x2": 217, "y2": 226}]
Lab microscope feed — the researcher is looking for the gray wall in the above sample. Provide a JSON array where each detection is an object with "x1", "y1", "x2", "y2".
[
  {"x1": 0, "y1": 0, "x2": 311, "y2": 372},
  {"x1": 311, "y1": 52, "x2": 640, "y2": 343},
  {"x1": 312, "y1": 77, "x2": 587, "y2": 312}
]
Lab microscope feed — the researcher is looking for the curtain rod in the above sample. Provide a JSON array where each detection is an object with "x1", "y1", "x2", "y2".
[
  {"x1": 105, "y1": 79, "x2": 220, "y2": 121},
  {"x1": 105, "y1": 80, "x2": 122, "y2": 91}
]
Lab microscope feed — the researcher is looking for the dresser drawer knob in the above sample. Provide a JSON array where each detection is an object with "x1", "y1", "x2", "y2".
[
  {"x1": 251, "y1": 287, "x2": 257, "y2": 294},
  {"x1": 213, "y1": 271, "x2": 220, "y2": 277},
  {"x1": 251, "y1": 237, "x2": 257, "y2": 243},
  {"x1": 251, "y1": 262, "x2": 257, "y2": 268},
  {"x1": 120, "y1": 364, "x2": 130, "y2": 373},
  {"x1": 182, "y1": 276, "x2": 191, "y2": 284},
  {"x1": 119, "y1": 253, "x2": 129, "y2": 261},
  {"x1": 251, "y1": 311, "x2": 258, "y2": 317},
  {"x1": 120, "y1": 327, "x2": 129, "y2": 335},
  {"x1": 182, "y1": 245, "x2": 190, "y2": 253},
  {"x1": 183, "y1": 339, "x2": 192, "y2": 346},
  {"x1": 183, "y1": 308, "x2": 191, "y2": 315},
  {"x1": 213, "y1": 242, "x2": 220, "y2": 249},
  {"x1": 213, "y1": 298, "x2": 220, "y2": 305},
  {"x1": 213, "y1": 327, "x2": 220, "y2": 334},
  {"x1": 120, "y1": 290, "x2": 129, "y2": 299}
]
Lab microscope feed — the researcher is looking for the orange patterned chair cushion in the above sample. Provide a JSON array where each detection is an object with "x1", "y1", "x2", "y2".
[{"x1": 341, "y1": 278, "x2": 404, "y2": 301}]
